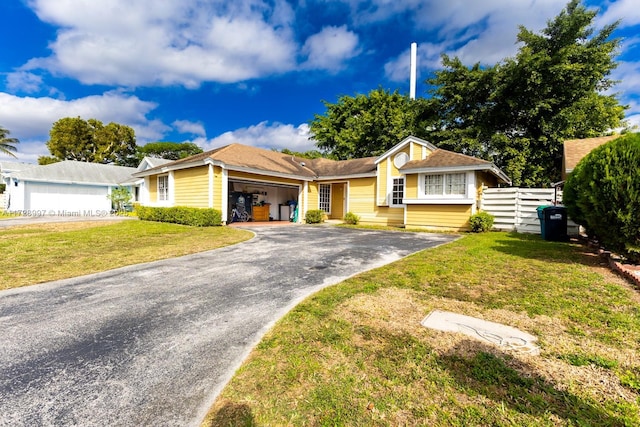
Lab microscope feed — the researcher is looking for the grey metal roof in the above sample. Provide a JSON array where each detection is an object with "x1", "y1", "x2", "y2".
[
  {"x1": 0, "y1": 161, "x2": 39, "y2": 174},
  {"x1": 13, "y1": 161, "x2": 137, "y2": 186}
]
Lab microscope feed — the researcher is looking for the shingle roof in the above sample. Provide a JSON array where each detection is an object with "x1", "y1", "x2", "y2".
[
  {"x1": 211, "y1": 144, "x2": 318, "y2": 177},
  {"x1": 400, "y1": 149, "x2": 492, "y2": 170},
  {"x1": 307, "y1": 156, "x2": 377, "y2": 177},
  {"x1": 563, "y1": 135, "x2": 621, "y2": 176},
  {"x1": 136, "y1": 141, "x2": 507, "y2": 182},
  {"x1": 183, "y1": 144, "x2": 377, "y2": 178},
  {"x1": 13, "y1": 161, "x2": 137, "y2": 185}
]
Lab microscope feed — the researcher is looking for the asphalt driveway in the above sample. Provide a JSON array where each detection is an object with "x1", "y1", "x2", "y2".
[{"x1": 0, "y1": 225, "x2": 458, "y2": 426}]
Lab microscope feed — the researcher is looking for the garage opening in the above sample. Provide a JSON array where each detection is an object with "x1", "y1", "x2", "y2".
[{"x1": 228, "y1": 180, "x2": 299, "y2": 223}]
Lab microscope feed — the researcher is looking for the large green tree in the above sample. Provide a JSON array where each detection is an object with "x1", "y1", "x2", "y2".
[
  {"x1": 136, "y1": 141, "x2": 203, "y2": 161},
  {"x1": 310, "y1": 87, "x2": 433, "y2": 159},
  {"x1": 44, "y1": 117, "x2": 137, "y2": 166},
  {"x1": 429, "y1": 0, "x2": 626, "y2": 186},
  {"x1": 0, "y1": 126, "x2": 19, "y2": 158}
]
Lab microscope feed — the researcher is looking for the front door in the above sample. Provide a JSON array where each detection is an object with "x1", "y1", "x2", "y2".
[{"x1": 330, "y1": 183, "x2": 345, "y2": 220}]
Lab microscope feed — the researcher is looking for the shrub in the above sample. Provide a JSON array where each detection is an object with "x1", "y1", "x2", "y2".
[
  {"x1": 343, "y1": 212, "x2": 360, "y2": 225},
  {"x1": 305, "y1": 209, "x2": 324, "y2": 224},
  {"x1": 108, "y1": 186, "x2": 132, "y2": 212},
  {"x1": 563, "y1": 133, "x2": 640, "y2": 262},
  {"x1": 135, "y1": 205, "x2": 222, "y2": 227},
  {"x1": 469, "y1": 211, "x2": 494, "y2": 232}
]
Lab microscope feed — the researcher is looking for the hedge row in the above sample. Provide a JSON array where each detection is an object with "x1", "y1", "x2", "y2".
[
  {"x1": 135, "y1": 205, "x2": 222, "y2": 227},
  {"x1": 563, "y1": 133, "x2": 640, "y2": 262}
]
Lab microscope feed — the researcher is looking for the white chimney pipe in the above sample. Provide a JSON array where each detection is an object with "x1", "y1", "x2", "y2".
[{"x1": 410, "y1": 42, "x2": 417, "y2": 100}]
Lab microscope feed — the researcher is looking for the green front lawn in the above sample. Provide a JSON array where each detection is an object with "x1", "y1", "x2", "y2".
[
  {"x1": 1, "y1": 220, "x2": 253, "y2": 289},
  {"x1": 204, "y1": 232, "x2": 640, "y2": 426}
]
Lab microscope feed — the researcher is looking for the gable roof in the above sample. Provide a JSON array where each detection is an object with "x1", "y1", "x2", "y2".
[
  {"x1": 563, "y1": 135, "x2": 621, "y2": 177},
  {"x1": 375, "y1": 135, "x2": 437, "y2": 165},
  {"x1": 137, "y1": 156, "x2": 174, "y2": 172},
  {"x1": 401, "y1": 149, "x2": 511, "y2": 184},
  {"x1": 12, "y1": 161, "x2": 137, "y2": 186}
]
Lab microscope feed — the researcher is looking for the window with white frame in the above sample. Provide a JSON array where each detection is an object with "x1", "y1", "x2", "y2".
[
  {"x1": 158, "y1": 175, "x2": 169, "y2": 201},
  {"x1": 424, "y1": 174, "x2": 443, "y2": 195},
  {"x1": 391, "y1": 177, "x2": 404, "y2": 205},
  {"x1": 319, "y1": 184, "x2": 331, "y2": 212},
  {"x1": 446, "y1": 173, "x2": 466, "y2": 195},
  {"x1": 424, "y1": 173, "x2": 466, "y2": 196}
]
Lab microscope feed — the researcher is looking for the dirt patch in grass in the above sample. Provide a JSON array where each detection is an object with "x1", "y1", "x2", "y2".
[
  {"x1": 338, "y1": 287, "x2": 638, "y2": 406},
  {"x1": 204, "y1": 232, "x2": 640, "y2": 426}
]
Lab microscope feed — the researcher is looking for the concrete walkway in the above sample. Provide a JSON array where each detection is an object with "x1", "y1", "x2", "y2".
[{"x1": 0, "y1": 225, "x2": 458, "y2": 426}]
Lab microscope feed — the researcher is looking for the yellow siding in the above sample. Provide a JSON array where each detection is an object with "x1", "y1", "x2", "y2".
[
  {"x1": 405, "y1": 174, "x2": 418, "y2": 199},
  {"x1": 349, "y1": 177, "x2": 403, "y2": 226},
  {"x1": 307, "y1": 182, "x2": 319, "y2": 210},
  {"x1": 475, "y1": 171, "x2": 499, "y2": 213},
  {"x1": 410, "y1": 142, "x2": 423, "y2": 161},
  {"x1": 212, "y1": 166, "x2": 223, "y2": 211},
  {"x1": 405, "y1": 204, "x2": 472, "y2": 231},
  {"x1": 476, "y1": 171, "x2": 498, "y2": 198},
  {"x1": 147, "y1": 176, "x2": 157, "y2": 203},
  {"x1": 174, "y1": 166, "x2": 209, "y2": 208},
  {"x1": 377, "y1": 160, "x2": 388, "y2": 205}
]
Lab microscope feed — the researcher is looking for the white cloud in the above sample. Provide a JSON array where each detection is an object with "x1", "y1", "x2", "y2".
[
  {"x1": 197, "y1": 121, "x2": 315, "y2": 152},
  {"x1": 596, "y1": 0, "x2": 640, "y2": 28},
  {"x1": 611, "y1": 61, "x2": 640, "y2": 95},
  {"x1": 172, "y1": 120, "x2": 206, "y2": 137},
  {"x1": 21, "y1": 0, "x2": 310, "y2": 87},
  {"x1": 381, "y1": 0, "x2": 566, "y2": 81},
  {"x1": 340, "y1": 0, "x2": 425, "y2": 26},
  {"x1": 301, "y1": 26, "x2": 361, "y2": 71},
  {"x1": 5, "y1": 71, "x2": 44, "y2": 94},
  {"x1": 0, "y1": 90, "x2": 169, "y2": 162}
]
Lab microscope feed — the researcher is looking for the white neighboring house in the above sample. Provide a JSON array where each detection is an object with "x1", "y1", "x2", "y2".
[
  {"x1": 0, "y1": 161, "x2": 38, "y2": 209},
  {"x1": 121, "y1": 156, "x2": 174, "y2": 205},
  {"x1": 1, "y1": 160, "x2": 137, "y2": 214}
]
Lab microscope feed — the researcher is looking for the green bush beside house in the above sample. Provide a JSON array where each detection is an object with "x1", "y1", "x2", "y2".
[
  {"x1": 563, "y1": 133, "x2": 640, "y2": 262},
  {"x1": 135, "y1": 206, "x2": 222, "y2": 227}
]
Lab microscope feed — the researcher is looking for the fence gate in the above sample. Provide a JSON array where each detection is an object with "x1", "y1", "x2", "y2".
[{"x1": 480, "y1": 187, "x2": 579, "y2": 235}]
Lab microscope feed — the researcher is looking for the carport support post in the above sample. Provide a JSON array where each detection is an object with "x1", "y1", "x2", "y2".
[{"x1": 221, "y1": 168, "x2": 229, "y2": 223}]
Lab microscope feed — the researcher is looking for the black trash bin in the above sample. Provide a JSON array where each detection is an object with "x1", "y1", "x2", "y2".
[{"x1": 536, "y1": 205, "x2": 568, "y2": 241}]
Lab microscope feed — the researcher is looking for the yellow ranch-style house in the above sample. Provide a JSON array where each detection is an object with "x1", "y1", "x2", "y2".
[{"x1": 132, "y1": 136, "x2": 511, "y2": 231}]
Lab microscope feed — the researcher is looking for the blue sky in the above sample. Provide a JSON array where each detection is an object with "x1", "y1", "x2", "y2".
[{"x1": 1, "y1": 0, "x2": 639, "y2": 163}]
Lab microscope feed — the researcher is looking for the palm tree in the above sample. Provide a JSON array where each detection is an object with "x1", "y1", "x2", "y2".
[{"x1": 0, "y1": 126, "x2": 19, "y2": 158}]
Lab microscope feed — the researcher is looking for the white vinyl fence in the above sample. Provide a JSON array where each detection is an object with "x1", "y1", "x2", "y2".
[{"x1": 480, "y1": 187, "x2": 579, "y2": 235}]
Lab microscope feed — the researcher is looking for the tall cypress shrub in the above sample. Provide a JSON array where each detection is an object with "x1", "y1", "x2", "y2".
[{"x1": 563, "y1": 133, "x2": 640, "y2": 262}]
